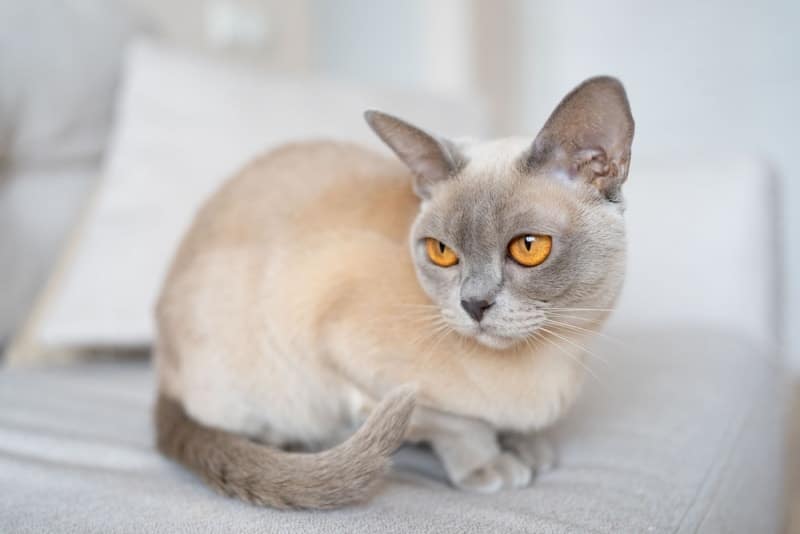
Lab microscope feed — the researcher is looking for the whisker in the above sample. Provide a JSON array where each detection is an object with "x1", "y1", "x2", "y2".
[
  {"x1": 544, "y1": 318, "x2": 601, "y2": 336},
  {"x1": 531, "y1": 330, "x2": 607, "y2": 389},
  {"x1": 545, "y1": 312, "x2": 606, "y2": 324},
  {"x1": 427, "y1": 324, "x2": 453, "y2": 354},
  {"x1": 408, "y1": 319, "x2": 450, "y2": 348},
  {"x1": 543, "y1": 318, "x2": 628, "y2": 348},
  {"x1": 414, "y1": 322, "x2": 457, "y2": 371},
  {"x1": 538, "y1": 326, "x2": 608, "y2": 365},
  {"x1": 542, "y1": 306, "x2": 614, "y2": 312},
  {"x1": 522, "y1": 334, "x2": 545, "y2": 354},
  {"x1": 361, "y1": 309, "x2": 443, "y2": 330},
  {"x1": 402, "y1": 315, "x2": 447, "y2": 326},
  {"x1": 392, "y1": 303, "x2": 442, "y2": 310}
]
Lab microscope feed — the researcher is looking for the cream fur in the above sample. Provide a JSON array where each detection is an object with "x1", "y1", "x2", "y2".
[
  {"x1": 156, "y1": 141, "x2": 595, "y2": 440},
  {"x1": 154, "y1": 140, "x2": 610, "y2": 499}
]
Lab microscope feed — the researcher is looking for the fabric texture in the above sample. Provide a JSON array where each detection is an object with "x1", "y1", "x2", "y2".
[{"x1": 0, "y1": 328, "x2": 787, "y2": 533}]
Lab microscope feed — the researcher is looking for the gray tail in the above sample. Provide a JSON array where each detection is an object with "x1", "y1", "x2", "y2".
[{"x1": 155, "y1": 386, "x2": 416, "y2": 509}]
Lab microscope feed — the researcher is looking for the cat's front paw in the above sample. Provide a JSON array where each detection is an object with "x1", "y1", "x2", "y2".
[
  {"x1": 500, "y1": 433, "x2": 557, "y2": 474},
  {"x1": 453, "y1": 452, "x2": 531, "y2": 493}
]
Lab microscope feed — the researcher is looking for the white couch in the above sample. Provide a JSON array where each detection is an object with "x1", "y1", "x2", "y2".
[{"x1": 0, "y1": 10, "x2": 788, "y2": 534}]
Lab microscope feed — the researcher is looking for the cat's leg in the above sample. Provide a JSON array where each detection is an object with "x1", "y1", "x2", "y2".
[
  {"x1": 408, "y1": 407, "x2": 531, "y2": 493},
  {"x1": 499, "y1": 431, "x2": 557, "y2": 475}
]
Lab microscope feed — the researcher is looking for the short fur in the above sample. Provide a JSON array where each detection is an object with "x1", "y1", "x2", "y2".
[
  {"x1": 154, "y1": 76, "x2": 635, "y2": 508},
  {"x1": 155, "y1": 386, "x2": 415, "y2": 508}
]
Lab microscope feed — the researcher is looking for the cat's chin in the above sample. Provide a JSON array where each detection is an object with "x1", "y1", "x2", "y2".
[{"x1": 474, "y1": 332, "x2": 518, "y2": 351}]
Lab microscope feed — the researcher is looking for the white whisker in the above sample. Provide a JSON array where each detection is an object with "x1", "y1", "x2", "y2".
[
  {"x1": 543, "y1": 318, "x2": 628, "y2": 348},
  {"x1": 543, "y1": 307, "x2": 616, "y2": 312},
  {"x1": 538, "y1": 326, "x2": 608, "y2": 365},
  {"x1": 545, "y1": 312, "x2": 606, "y2": 324},
  {"x1": 530, "y1": 330, "x2": 606, "y2": 389}
]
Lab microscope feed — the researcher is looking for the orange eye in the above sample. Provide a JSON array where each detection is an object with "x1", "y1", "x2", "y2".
[
  {"x1": 425, "y1": 238, "x2": 459, "y2": 267},
  {"x1": 508, "y1": 234, "x2": 552, "y2": 267}
]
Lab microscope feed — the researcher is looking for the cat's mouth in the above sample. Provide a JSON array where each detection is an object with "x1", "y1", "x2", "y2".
[
  {"x1": 457, "y1": 322, "x2": 528, "y2": 350},
  {"x1": 442, "y1": 309, "x2": 542, "y2": 350}
]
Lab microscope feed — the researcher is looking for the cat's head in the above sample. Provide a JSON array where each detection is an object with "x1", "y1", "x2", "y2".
[{"x1": 366, "y1": 76, "x2": 634, "y2": 350}]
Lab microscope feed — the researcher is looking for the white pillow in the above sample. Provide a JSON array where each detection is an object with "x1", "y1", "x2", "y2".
[
  {"x1": 606, "y1": 155, "x2": 779, "y2": 348},
  {"x1": 30, "y1": 39, "x2": 488, "y2": 348}
]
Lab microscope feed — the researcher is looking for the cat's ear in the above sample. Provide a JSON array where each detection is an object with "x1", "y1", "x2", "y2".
[
  {"x1": 365, "y1": 110, "x2": 463, "y2": 199},
  {"x1": 528, "y1": 76, "x2": 634, "y2": 201}
]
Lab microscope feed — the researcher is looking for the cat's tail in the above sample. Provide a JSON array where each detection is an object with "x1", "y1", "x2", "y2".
[{"x1": 154, "y1": 386, "x2": 416, "y2": 509}]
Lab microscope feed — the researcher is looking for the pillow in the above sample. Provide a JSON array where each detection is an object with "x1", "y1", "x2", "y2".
[
  {"x1": 16, "y1": 39, "x2": 488, "y2": 352},
  {"x1": 605, "y1": 155, "x2": 780, "y2": 349}
]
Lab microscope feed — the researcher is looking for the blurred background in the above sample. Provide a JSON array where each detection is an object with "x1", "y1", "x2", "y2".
[{"x1": 0, "y1": 0, "x2": 797, "y2": 364}]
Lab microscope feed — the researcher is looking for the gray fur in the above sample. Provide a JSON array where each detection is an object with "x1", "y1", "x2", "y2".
[
  {"x1": 370, "y1": 76, "x2": 634, "y2": 350},
  {"x1": 407, "y1": 174, "x2": 626, "y2": 349},
  {"x1": 155, "y1": 386, "x2": 416, "y2": 509},
  {"x1": 528, "y1": 76, "x2": 635, "y2": 201},
  {"x1": 364, "y1": 110, "x2": 466, "y2": 198}
]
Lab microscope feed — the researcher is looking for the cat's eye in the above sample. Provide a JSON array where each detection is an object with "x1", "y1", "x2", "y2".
[
  {"x1": 508, "y1": 234, "x2": 552, "y2": 267},
  {"x1": 425, "y1": 238, "x2": 459, "y2": 267}
]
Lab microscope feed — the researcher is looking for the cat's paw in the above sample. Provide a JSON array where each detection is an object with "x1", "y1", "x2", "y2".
[
  {"x1": 500, "y1": 433, "x2": 557, "y2": 474},
  {"x1": 453, "y1": 452, "x2": 532, "y2": 493}
]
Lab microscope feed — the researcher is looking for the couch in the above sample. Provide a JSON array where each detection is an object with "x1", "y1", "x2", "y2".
[{"x1": 0, "y1": 327, "x2": 789, "y2": 533}]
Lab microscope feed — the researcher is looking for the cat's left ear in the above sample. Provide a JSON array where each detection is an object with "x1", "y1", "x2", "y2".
[
  {"x1": 365, "y1": 110, "x2": 463, "y2": 199},
  {"x1": 528, "y1": 76, "x2": 635, "y2": 201}
]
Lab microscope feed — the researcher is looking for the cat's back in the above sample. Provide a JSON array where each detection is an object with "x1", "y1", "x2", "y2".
[
  {"x1": 175, "y1": 141, "x2": 415, "y2": 266},
  {"x1": 158, "y1": 140, "x2": 418, "y2": 324}
]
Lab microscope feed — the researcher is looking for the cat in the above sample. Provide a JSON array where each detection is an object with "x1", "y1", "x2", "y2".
[{"x1": 154, "y1": 76, "x2": 634, "y2": 508}]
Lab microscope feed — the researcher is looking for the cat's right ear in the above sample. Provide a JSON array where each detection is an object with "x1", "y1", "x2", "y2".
[{"x1": 364, "y1": 110, "x2": 463, "y2": 199}]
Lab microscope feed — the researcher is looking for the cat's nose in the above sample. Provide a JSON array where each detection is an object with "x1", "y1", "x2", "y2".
[{"x1": 461, "y1": 299, "x2": 493, "y2": 322}]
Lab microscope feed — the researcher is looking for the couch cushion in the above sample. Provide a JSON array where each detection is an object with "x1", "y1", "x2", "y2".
[{"x1": 0, "y1": 328, "x2": 787, "y2": 533}]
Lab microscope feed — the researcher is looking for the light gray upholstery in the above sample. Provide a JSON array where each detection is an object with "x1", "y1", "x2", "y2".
[
  {"x1": 0, "y1": 328, "x2": 787, "y2": 533},
  {"x1": 0, "y1": 0, "x2": 148, "y2": 346},
  {"x1": 0, "y1": 167, "x2": 95, "y2": 345}
]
